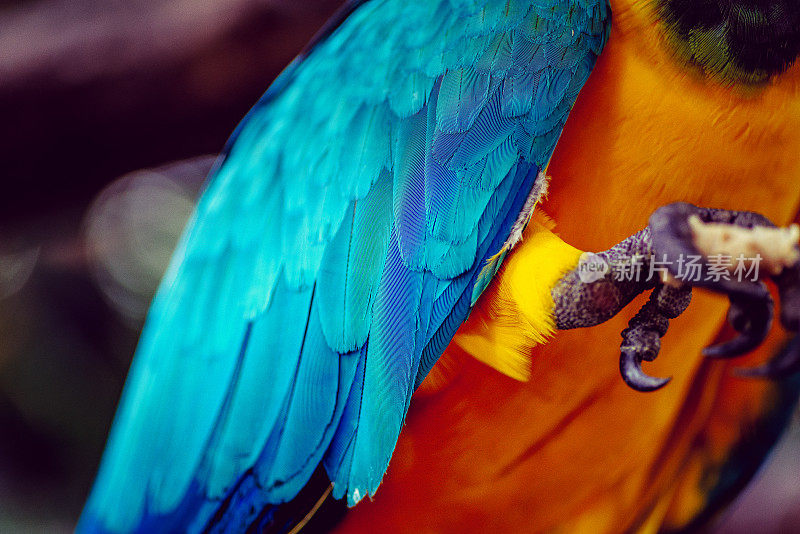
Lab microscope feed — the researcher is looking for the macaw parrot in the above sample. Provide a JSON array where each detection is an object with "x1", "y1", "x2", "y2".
[{"x1": 79, "y1": 0, "x2": 800, "y2": 532}]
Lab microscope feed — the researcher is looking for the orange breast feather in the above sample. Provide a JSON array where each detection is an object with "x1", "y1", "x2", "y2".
[{"x1": 337, "y1": 2, "x2": 800, "y2": 532}]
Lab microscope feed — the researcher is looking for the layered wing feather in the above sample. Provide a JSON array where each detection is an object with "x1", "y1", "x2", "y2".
[{"x1": 79, "y1": 0, "x2": 609, "y2": 532}]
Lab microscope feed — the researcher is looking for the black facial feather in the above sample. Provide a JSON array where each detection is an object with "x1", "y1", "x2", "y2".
[{"x1": 656, "y1": 0, "x2": 800, "y2": 84}]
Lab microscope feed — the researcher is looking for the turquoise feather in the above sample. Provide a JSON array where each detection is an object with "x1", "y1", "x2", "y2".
[
  {"x1": 78, "y1": 0, "x2": 610, "y2": 532},
  {"x1": 318, "y1": 170, "x2": 394, "y2": 352}
]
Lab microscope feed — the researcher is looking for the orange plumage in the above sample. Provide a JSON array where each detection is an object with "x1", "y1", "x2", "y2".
[{"x1": 335, "y1": 1, "x2": 800, "y2": 532}]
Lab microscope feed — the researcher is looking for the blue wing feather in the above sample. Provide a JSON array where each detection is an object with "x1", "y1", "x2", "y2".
[
  {"x1": 325, "y1": 348, "x2": 367, "y2": 499},
  {"x1": 79, "y1": 0, "x2": 610, "y2": 532}
]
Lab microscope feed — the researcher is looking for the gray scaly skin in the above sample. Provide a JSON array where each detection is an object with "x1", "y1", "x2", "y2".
[{"x1": 551, "y1": 202, "x2": 800, "y2": 392}]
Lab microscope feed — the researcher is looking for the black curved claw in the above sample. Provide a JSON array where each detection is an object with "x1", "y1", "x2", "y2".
[
  {"x1": 703, "y1": 288, "x2": 774, "y2": 358},
  {"x1": 735, "y1": 267, "x2": 800, "y2": 379},
  {"x1": 620, "y1": 338, "x2": 671, "y2": 392},
  {"x1": 558, "y1": 202, "x2": 797, "y2": 391},
  {"x1": 736, "y1": 337, "x2": 800, "y2": 379},
  {"x1": 651, "y1": 203, "x2": 800, "y2": 373},
  {"x1": 618, "y1": 286, "x2": 686, "y2": 393}
]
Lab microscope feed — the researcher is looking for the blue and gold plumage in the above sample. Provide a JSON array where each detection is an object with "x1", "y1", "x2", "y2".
[{"x1": 78, "y1": 1, "x2": 610, "y2": 531}]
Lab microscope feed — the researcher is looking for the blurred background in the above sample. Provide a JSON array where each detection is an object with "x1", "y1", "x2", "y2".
[{"x1": 0, "y1": 0, "x2": 797, "y2": 532}]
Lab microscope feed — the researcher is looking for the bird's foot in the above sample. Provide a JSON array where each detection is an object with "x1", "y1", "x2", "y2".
[{"x1": 553, "y1": 202, "x2": 800, "y2": 392}]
